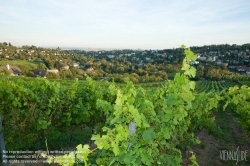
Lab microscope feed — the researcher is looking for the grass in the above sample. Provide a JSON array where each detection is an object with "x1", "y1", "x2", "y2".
[
  {"x1": 209, "y1": 109, "x2": 233, "y2": 144},
  {"x1": 0, "y1": 60, "x2": 44, "y2": 66}
]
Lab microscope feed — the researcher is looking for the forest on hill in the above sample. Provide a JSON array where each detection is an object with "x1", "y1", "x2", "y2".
[{"x1": 0, "y1": 42, "x2": 250, "y2": 82}]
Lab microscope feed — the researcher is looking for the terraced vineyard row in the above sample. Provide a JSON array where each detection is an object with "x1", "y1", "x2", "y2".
[
  {"x1": 223, "y1": 75, "x2": 250, "y2": 81},
  {"x1": 239, "y1": 81, "x2": 250, "y2": 87},
  {"x1": 195, "y1": 81, "x2": 242, "y2": 93}
]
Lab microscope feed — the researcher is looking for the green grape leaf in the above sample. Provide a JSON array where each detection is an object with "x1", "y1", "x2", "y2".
[
  {"x1": 185, "y1": 66, "x2": 196, "y2": 77},
  {"x1": 141, "y1": 115, "x2": 150, "y2": 128},
  {"x1": 186, "y1": 48, "x2": 197, "y2": 61},
  {"x1": 166, "y1": 94, "x2": 176, "y2": 106},
  {"x1": 76, "y1": 144, "x2": 91, "y2": 165},
  {"x1": 162, "y1": 113, "x2": 174, "y2": 122},
  {"x1": 111, "y1": 141, "x2": 120, "y2": 156},
  {"x1": 91, "y1": 135, "x2": 110, "y2": 149},
  {"x1": 142, "y1": 129, "x2": 155, "y2": 142},
  {"x1": 189, "y1": 81, "x2": 196, "y2": 90},
  {"x1": 141, "y1": 151, "x2": 154, "y2": 165}
]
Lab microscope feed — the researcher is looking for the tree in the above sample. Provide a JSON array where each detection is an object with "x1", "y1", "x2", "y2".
[
  {"x1": 196, "y1": 66, "x2": 205, "y2": 79},
  {"x1": 54, "y1": 61, "x2": 62, "y2": 70},
  {"x1": 19, "y1": 54, "x2": 25, "y2": 60},
  {"x1": 60, "y1": 69, "x2": 73, "y2": 79},
  {"x1": 46, "y1": 72, "x2": 60, "y2": 79},
  {"x1": 19, "y1": 65, "x2": 37, "y2": 76},
  {"x1": 0, "y1": 69, "x2": 7, "y2": 76},
  {"x1": 70, "y1": 67, "x2": 78, "y2": 78},
  {"x1": 44, "y1": 59, "x2": 55, "y2": 69},
  {"x1": 117, "y1": 66, "x2": 124, "y2": 73},
  {"x1": 37, "y1": 63, "x2": 47, "y2": 70}
]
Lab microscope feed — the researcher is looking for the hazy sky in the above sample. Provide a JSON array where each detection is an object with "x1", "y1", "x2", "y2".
[{"x1": 1, "y1": 0, "x2": 250, "y2": 49}]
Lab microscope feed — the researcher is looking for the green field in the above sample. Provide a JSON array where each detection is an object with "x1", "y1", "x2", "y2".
[
  {"x1": 0, "y1": 60, "x2": 44, "y2": 66},
  {"x1": 5, "y1": 76, "x2": 250, "y2": 93}
]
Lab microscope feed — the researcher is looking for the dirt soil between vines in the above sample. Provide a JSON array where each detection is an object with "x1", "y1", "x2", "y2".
[{"x1": 182, "y1": 110, "x2": 250, "y2": 166}]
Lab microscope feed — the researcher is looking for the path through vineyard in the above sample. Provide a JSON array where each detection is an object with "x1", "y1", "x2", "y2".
[{"x1": 182, "y1": 109, "x2": 250, "y2": 166}]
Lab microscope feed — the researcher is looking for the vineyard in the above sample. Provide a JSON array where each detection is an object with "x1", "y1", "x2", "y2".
[
  {"x1": 0, "y1": 47, "x2": 250, "y2": 165},
  {"x1": 195, "y1": 81, "x2": 240, "y2": 93}
]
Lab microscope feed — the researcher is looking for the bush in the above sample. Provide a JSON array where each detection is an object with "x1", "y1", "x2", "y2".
[{"x1": 46, "y1": 72, "x2": 60, "y2": 79}]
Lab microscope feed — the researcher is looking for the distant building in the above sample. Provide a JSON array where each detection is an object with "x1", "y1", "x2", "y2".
[
  {"x1": 86, "y1": 67, "x2": 94, "y2": 73},
  {"x1": 0, "y1": 64, "x2": 22, "y2": 76},
  {"x1": 107, "y1": 55, "x2": 115, "y2": 58},
  {"x1": 34, "y1": 69, "x2": 59, "y2": 77},
  {"x1": 47, "y1": 69, "x2": 59, "y2": 74},
  {"x1": 198, "y1": 56, "x2": 206, "y2": 61},
  {"x1": 221, "y1": 63, "x2": 228, "y2": 67},
  {"x1": 237, "y1": 66, "x2": 249, "y2": 72},
  {"x1": 215, "y1": 61, "x2": 222, "y2": 65},
  {"x1": 63, "y1": 65, "x2": 69, "y2": 70},
  {"x1": 34, "y1": 69, "x2": 47, "y2": 77},
  {"x1": 207, "y1": 56, "x2": 216, "y2": 61},
  {"x1": 139, "y1": 61, "x2": 145, "y2": 67},
  {"x1": 73, "y1": 63, "x2": 79, "y2": 68}
]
